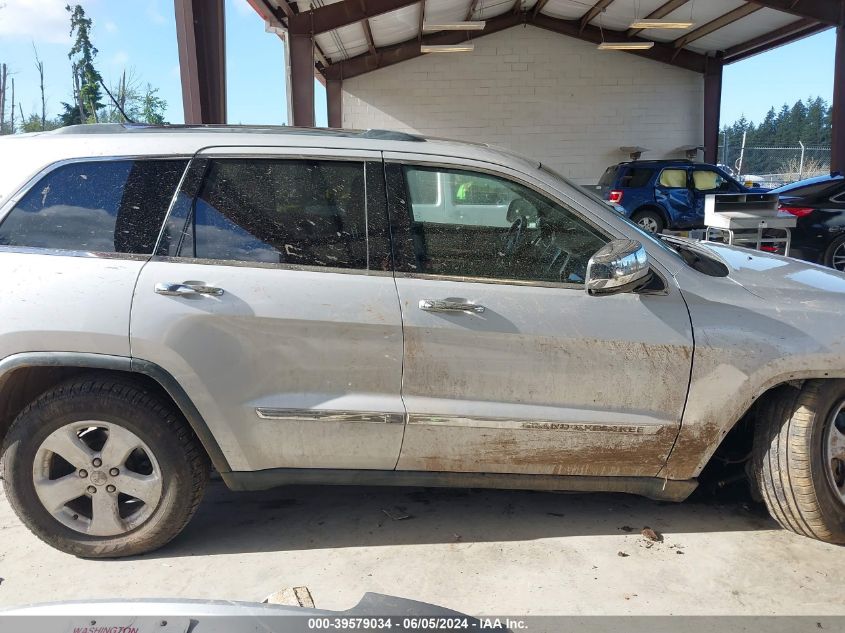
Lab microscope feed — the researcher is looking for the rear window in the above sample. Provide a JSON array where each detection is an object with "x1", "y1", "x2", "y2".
[
  {"x1": 0, "y1": 159, "x2": 187, "y2": 254},
  {"x1": 619, "y1": 167, "x2": 654, "y2": 188},
  {"x1": 772, "y1": 178, "x2": 843, "y2": 199},
  {"x1": 598, "y1": 166, "x2": 619, "y2": 187}
]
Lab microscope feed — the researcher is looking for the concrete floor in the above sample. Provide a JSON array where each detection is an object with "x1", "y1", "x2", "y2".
[{"x1": 0, "y1": 479, "x2": 842, "y2": 615}]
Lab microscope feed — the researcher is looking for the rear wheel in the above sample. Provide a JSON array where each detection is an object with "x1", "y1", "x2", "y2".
[
  {"x1": 2, "y1": 375, "x2": 210, "y2": 558},
  {"x1": 822, "y1": 235, "x2": 845, "y2": 272},
  {"x1": 752, "y1": 380, "x2": 845, "y2": 543},
  {"x1": 631, "y1": 209, "x2": 665, "y2": 234}
]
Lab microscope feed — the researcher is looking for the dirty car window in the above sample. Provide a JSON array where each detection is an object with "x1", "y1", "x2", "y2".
[
  {"x1": 401, "y1": 166, "x2": 607, "y2": 284},
  {"x1": 0, "y1": 159, "x2": 187, "y2": 254},
  {"x1": 178, "y1": 159, "x2": 367, "y2": 268}
]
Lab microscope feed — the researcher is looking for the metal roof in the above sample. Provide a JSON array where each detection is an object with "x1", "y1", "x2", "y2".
[{"x1": 247, "y1": 0, "x2": 839, "y2": 78}]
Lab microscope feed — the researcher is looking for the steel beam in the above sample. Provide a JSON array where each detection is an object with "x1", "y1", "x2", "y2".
[
  {"x1": 832, "y1": 22, "x2": 845, "y2": 173},
  {"x1": 327, "y1": 79, "x2": 343, "y2": 128},
  {"x1": 288, "y1": 0, "x2": 419, "y2": 35},
  {"x1": 325, "y1": 10, "x2": 523, "y2": 79},
  {"x1": 703, "y1": 56, "x2": 723, "y2": 165},
  {"x1": 627, "y1": 0, "x2": 690, "y2": 37},
  {"x1": 672, "y1": 3, "x2": 762, "y2": 49},
  {"x1": 723, "y1": 18, "x2": 830, "y2": 63},
  {"x1": 465, "y1": 0, "x2": 480, "y2": 21},
  {"x1": 174, "y1": 0, "x2": 227, "y2": 124},
  {"x1": 289, "y1": 32, "x2": 315, "y2": 127},
  {"x1": 750, "y1": 0, "x2": 842, "y2": 26},
  {"x1": 325, "y1": 11, "x2": 709, "y2": 79},
  {"x1": 532, "y1": 13, "x2": 707, "y2": 73},
  {"x1": 580, "y1": 0, "x2": 616, "y2": 34}
]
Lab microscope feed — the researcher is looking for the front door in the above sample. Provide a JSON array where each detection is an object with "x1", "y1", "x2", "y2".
[
  {"x1": 130, "y1": 148, "x2": 405, "y2": 472},
  {"x1": 654, "y1": 167, "x2": 696, "y2": 228},
  {"x1": 384, "y1": 156, "x2": 694, "y2": 478}
]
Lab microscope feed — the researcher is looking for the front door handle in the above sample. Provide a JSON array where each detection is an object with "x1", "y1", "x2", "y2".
[
  {"x1": 419, "y1": 299, "x2": 485, "y2": 313},
  {"x1": 155, "y1": 282, "x2": 224, "y2": 297}
]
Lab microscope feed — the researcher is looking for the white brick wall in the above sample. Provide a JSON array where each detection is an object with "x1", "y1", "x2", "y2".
[{"x1": 342, "y1": 25, "x2": 704, "y2": 185}]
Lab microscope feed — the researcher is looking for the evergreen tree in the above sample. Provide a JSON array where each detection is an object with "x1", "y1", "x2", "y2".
[{"x1": 66, "y1": 4, "x2": 103, "y2": 123}]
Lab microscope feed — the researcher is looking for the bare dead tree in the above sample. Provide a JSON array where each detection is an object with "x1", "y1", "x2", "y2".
[
  {"x1": 0, "y1": 63, "x2": 6, "y2": 133},
  {"x1": 34, "y1": 44, "x2": 46, "y2": 130},
  {"x1": 9, "y1": 77, "x2": 14, "y2": 133}
]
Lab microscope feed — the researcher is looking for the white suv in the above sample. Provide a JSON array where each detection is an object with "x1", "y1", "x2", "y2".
[{"x1": 1, "y1": 124, "x2": 844, "y2": 557}]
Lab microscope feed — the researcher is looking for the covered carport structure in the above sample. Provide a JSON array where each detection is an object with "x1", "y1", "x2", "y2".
[{"x1": 174, "y1": 0, "x2": 845, "y2": 177}]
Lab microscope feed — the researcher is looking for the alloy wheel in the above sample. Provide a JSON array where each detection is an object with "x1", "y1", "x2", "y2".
[
  {"x1": 831, "y1": 242, "x2": 845, "y2": 272},
  {"x1": 32, "y1": 421, "x2": 163, "y2": 536},
  {"x1": 638, "y1": 217, "x2": 659, "y2": 233},
  {"x1": 825, "y1": 402, "x2": 845, "y2": 506}
]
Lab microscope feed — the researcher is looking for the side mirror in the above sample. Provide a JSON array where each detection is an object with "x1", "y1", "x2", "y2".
[{"x1": 586, "y1": 239, "x2": 652, "y2": 296}]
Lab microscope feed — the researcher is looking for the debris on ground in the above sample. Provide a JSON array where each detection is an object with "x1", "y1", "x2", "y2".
[
  {"x1": 619, "y1": 525, "x2": 634, "y2": 533},
  {"x1": 382, "y1": 507, "x2": 412, "y2": 521},
  {"x1": 547, "y1": 512, "x2": 565, "y2": 517},
  {"x1": 263, "y1": 586, "x2": 315, "y2": 608},
  {"x1": 641, "y1": 527, "x2": 663, "y2": 542},
  {"x1": 617, "y1": 551, "x2": 629, "y2": 557}
]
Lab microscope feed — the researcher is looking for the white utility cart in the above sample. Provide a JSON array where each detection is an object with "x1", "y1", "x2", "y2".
[{"x1": 703, "y1": 193, "x2": 795, "y2": 255}]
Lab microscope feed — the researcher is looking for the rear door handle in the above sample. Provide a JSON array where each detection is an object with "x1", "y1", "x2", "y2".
[
  {"x1": 419, "y1": 299, "x2": 485, "y2": 313},
  {"x1": 155, "y1": 282, "x2": 224, "y2": 297}
]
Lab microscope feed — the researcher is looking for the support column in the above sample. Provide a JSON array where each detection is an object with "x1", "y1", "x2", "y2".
[
  {"x1": 832, "y1": 22, "x2": 845, "y2": 173},
  {"x1": 174, "y1": 0, "x2": 226, "y2": 124},
  {"x1": 327, "y1": 79, "x2": 343, "y2": 128},
  {"x1": 703, "y1": 55, "x2": 723, "y2": 165},
  {"x1": 289, "y1": 33, "x2": 315, "y2": 127}
]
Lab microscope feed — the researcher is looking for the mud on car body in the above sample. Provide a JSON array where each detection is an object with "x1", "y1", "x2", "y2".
[{"x1": 0, "y1": 124, "x2": 843, "y2": 557}]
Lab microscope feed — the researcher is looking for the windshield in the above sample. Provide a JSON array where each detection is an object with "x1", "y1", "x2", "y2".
[{"x1": 539, "y1": 162, "x2": 684, "y2": 262}]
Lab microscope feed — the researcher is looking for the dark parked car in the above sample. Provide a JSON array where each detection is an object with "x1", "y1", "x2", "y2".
[
  {"x1": 596, "y1": 160, "x2": 767, "y2": 233},
  {"x1": 771, "y1": 174, "x2": 845, "y2": 271}
]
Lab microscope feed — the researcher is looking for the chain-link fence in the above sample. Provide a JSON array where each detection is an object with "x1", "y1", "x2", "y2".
[{"x1": 718, "y1": 138, "x2": 831, "y2": 189}]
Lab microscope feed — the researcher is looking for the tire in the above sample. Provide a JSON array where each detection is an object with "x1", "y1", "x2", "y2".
[
  {"x1": 1, "y1": 374, "x2": 210, "y2": 558},
  {"x1": 822, "y1": 235, "x2": 845, "y2": 272},
  {"x1": 752, "y1": 380, "x2": 845, "y2": 543},
  {"x1": 631, "y1": 208, "x2": 665, "y2": 234}
]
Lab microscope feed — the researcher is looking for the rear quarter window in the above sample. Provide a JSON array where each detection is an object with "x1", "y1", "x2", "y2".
[
  {"x1": 0, "y1": 159, "x2": 187, "y2": 254},
  {"x1": 619, "y1": 168, "x2": 654, "y2": 188},
  {"x1": 598, "y1": 166, "x2": 619, "y2": 187}
]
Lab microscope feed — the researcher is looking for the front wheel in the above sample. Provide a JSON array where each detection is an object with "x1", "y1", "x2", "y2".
[
  {"x1": 631, "y1": 209, "x2": 665, "y2": 234},
  {"x1": 752, "y1": 380, "x2": 845, "y2": 543},
  {"x1": 2, "y1": 375, "x2": 210, "y2": 558}
]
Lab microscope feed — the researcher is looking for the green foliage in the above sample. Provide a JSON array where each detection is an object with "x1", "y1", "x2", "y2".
[
  {"x1": 720, "y1": 97, "x2": 833, "y2": 174},
  {"x1": 66, "y1": 3, "x2": 104, "y2": 122},
  {"x1": 140, "y1": 84, "x2": 167, "y2": 124},
  {"x1": 20, "y1": 114, "x2": 62, "y2": 133}
]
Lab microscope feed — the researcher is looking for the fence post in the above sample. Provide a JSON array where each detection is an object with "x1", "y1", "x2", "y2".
[
  {"x1": 736, "y1": 131, "x2": 747, "y2": 178},
  {"x1": 798, "y1": 141, "x2": 805, "y2": 180}
]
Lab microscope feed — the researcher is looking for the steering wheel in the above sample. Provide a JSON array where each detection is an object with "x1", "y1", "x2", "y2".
[{"x1": 500, "y1": 216, "x2": 526, "y2": 258}]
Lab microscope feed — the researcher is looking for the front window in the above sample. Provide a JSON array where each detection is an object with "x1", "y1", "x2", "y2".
[
  {"x1": 692, "y1": 169, "x2": 740, "y2": 193},
  {"x1": 399, "y1": 165, "x2": 608, "y2": 285}
]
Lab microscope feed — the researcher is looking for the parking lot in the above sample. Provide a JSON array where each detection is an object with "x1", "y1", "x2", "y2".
[{"x1": 1, "y1": 478, "x2": 842, "y2": 615}]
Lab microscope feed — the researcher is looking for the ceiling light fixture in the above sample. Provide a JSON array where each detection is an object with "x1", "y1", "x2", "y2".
[
  {"x1": 421, "y1": 43, "x2": 475, "y2": 53},
  {"x1": 597, "y1": 41, "x2": 655, "y2": 50},
  {"x1": 628, "y1": 19, "x2": 694, "y2": 29},
  {"x1": 422, "y1": 21, "x2": 486, "y2": 32}
]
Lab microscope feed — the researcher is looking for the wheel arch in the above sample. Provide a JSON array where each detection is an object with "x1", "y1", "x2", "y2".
[
  {"x1": 665, "y1": 372, "x2": 845, "y2": 480},
  {"x1": 0, "y1": 352, "x2": 231, "y2": 473}
]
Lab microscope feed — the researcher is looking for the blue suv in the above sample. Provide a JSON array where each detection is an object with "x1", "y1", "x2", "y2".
[{"x1": 595, "y1": 160, "x2": 766, "y2": 233}]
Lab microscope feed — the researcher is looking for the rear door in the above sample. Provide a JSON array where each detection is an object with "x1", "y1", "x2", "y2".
[
  {"x1": 384, "y1": 155, "x2": 694, "y2": 477},
  {"x1": 0, "y1": 158, "x2": 186, "y2": 360},
  {"x1": 130, "y1": 148, "x2": 405, "y2": 472}
]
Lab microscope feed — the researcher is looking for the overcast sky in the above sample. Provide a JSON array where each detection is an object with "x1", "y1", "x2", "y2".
[{"x1": 0, "y1": 0, "x2": 835, "y2": 129}]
